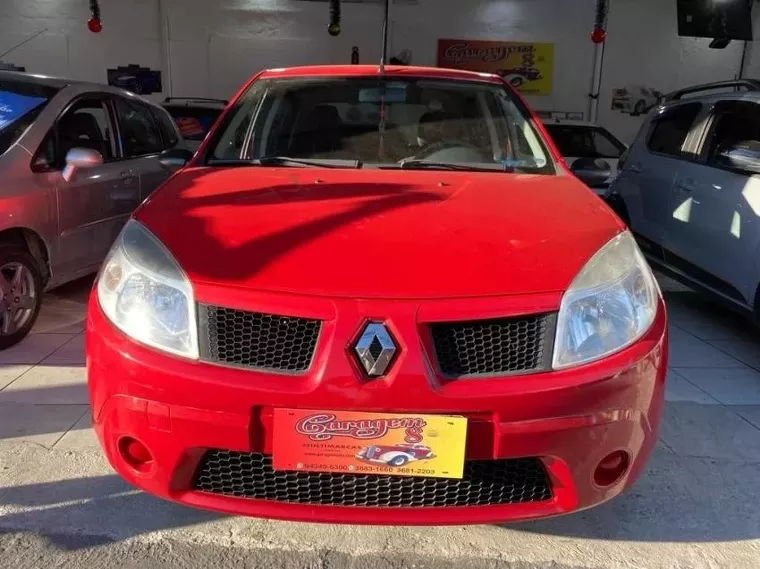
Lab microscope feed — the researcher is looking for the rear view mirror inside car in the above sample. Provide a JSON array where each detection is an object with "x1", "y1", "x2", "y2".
[{"x1": 359, "y1": 86, "x2": 407, "y2": 104}]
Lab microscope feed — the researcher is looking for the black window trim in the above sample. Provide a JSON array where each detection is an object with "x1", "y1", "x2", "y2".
[
  {"x1": 30, "y1": 91, "x2": 120, "y2": 173},
  {"x1": 111, "y1": 95, "x2": 166, "y2": 159},
  {"x1": 150, "y1": 105, "x2": 181, "y2": 150},
  {"x1": 645, "y1": 101, "x2": 705, "y2": 163}
]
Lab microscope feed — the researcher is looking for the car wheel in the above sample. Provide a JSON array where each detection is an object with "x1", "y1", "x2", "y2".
[
  {"x1": 633, "y1": 100, "x2": 647, "y2": 116},
  {"x1": 0, "y1": 245, "x2": 43, "y2": 350},
  {"x1": 510, "y1": 76, "x2": 525, "y2": 87},
  {"x1": 389, "y1": 455, "x2": 409, "y2": 467}
]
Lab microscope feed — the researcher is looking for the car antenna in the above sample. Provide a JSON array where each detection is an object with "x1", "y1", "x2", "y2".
[{"x1": 379, "y1": 0, "x2": 390, "y2": 74}]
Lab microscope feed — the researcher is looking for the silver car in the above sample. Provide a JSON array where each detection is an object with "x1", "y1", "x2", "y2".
[
  {"x1": 609, "y1": 79, "x2": 760, "y2": 321},
  {"x1": 0, "y1": 71, "x2": 185, "y2": 348}
]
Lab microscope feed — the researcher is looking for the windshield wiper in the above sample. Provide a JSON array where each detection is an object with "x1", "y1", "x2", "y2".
[
  {"x1": 207, "y1": 157, "x2": 362, "y2": 169},
  {"x1": 395, "y1": 159, "x2": 512, "y2": 172}
]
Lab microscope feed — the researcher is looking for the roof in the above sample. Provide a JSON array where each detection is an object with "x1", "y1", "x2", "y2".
[
  {"x1": 542, "y1": 119, "x2": 598, "y2": 128},
  {"x1": 0, "y1": 69, "x2": 92, "y2": 89},
  {"x1": 258, "y1": 65, "x2": 504, "y2": 83}
]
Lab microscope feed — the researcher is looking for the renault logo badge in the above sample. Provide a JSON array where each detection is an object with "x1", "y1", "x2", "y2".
[{"x1": 353, "y1": 322, "x2": 397, "y2": 377}]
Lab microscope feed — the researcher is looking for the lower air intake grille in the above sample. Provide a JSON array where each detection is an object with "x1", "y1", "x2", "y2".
[
  {"x1": 198, "y1": 305, "x2": 321, "y2": 373},
  {"x1": 193, "y1": 451, "x2": 552, "y2": 507},
  {"x1": 431, "y1": 314, "x2": 554, "y2": 378}
]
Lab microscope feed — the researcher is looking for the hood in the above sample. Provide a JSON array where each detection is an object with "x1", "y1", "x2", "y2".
[{"x1": 137, "y1": 167, "x2": 622, "y2": 299}]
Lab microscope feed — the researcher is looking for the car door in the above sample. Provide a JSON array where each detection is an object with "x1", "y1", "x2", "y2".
[
  {"x1": 614, "y1": 102, "x2": 703, "y2": 255},
  {"x1": 33, "y1": 94, "x2": 139, "y2": 278},
  {"x1": 668, "y1": 99, "x2": 760, "y2": 305},
  {"x1": 112, "y1": 96, "x2": 173, "y2": 202}
]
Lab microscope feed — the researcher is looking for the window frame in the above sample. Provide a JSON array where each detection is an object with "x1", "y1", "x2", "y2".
[
  {"x1": 645, "y1": 101, "x2": 704, "y2": 162},
  {"x1": 151, "y1": 105, "x2": 181, "y2": 149},
  {"x1": 30, "y1": 92, "x2": 119, "y2": 173},
  {"x1": 111, "y1": 95, "x2": 165, "y2": 158},
  {"x1": 694, "y1": 99, "x2": 760, "y2": 176}
]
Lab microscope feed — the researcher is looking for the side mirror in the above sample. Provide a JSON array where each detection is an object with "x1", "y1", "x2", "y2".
[
  {"x1": 62, "y1": 147, "x2": 103, "y2": 182},
  {"x1": 570, "y1": 157, "x2": 612, "y2": 188},
  {"x1": 717, "y1": 140, "x2": 760, "y2": 175},
  {"x1": 158, "y1": 147, "x2": 194, "y2": 172}
]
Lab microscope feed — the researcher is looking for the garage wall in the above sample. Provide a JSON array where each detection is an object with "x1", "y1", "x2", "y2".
[{"x1": 0, "y1": 0, "x2": 758, "y2": 143}]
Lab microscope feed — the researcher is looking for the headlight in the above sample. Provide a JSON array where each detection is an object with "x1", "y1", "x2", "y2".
[
  {"x1": 97, "y1": 220, "x2": 198, "y2": 358},
  {"x1": 553, "y1": 230, "x2": 660, "y2": 369}
]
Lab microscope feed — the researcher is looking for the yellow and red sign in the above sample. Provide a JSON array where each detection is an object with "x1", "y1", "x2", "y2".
[
  {"x1": 437, "y1": 38, "x2": 554, "y2": 96},
  {"x1": 273, "y1": 409, "x2": 468, "y2": 479}
]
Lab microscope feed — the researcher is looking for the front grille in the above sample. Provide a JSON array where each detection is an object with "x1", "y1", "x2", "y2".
[
  {"x1": 431, "y1": 314, "x2": 555, "y2": 378},
  {"x1": 198, "y1": 305, "x2": 321, "y2": 373},
  {"x1": 193, "y1": 451, "x2": 552, "y2": 508}
]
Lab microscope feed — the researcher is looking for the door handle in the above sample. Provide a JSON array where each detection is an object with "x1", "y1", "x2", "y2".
[{"x1": 628, "y1": 162, "x2": 643, "y2": 173}]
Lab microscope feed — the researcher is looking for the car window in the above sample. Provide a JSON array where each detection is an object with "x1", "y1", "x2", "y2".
[
  {"x1": 646, "y1": 103, "x2": 701, "y2": 158},
  {"x1": 702, "y1": 101, "x2": 760, "y2": 167},
  {"x1": 204, "y1": 76, "x2": 555, "y2": 174},
  {"x1": 35, "y1": 97, "x2": 115, "y2": 170},
  {"x1": 545, "y1": 125, "x2": 625, "y2": 159},
  {"x1": 0, "y1": 79, "x2": 59, "y2": 157},
  {"x1": 151, "y1": 107, "x2": 180, "y2": 149},
  {"x1": 164, "y1": 105, "x2": 222, "y2": 142},
  {"x1": 114, "y1": 97, "x2": 163, "y2": 157}
]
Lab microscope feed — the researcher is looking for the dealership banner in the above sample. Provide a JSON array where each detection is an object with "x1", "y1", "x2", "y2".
[{"x1": 437, "y1": 39, "x2": 554, "y2": 96}]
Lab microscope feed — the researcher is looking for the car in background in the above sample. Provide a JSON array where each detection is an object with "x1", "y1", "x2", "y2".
[
  {"x1": 612, "y1": 85, "x2": 663, "y2": 116},
  {"x1": 497, "y1": 67, "x2": 542, "y2": 88},
  {"x1": 610, "y1": 79, "x2": 760, "y2": 321},
  {"x1": 357, "y1": 444, "x2": 434, "y2": 467},
  {"x1": 87, "y1": 64, "x2": 667, "y2": 525},
  {"x1": 162, "y1": 97, "x2": 226, "y2": 151},
  {"x1": 0, "y1": 70, "x2": 184, "y2": 348},
  {"x1": 543, "y1": 119, "x2": 627, "y2": 197}
]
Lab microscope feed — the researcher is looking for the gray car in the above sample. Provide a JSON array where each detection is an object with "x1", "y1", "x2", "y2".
[
  {"x1": 608, "y1": 79, "x2": 760, "y2": 321},
  {"x1": 0, "y1": 71, "x2": 184, "y2": 348}
]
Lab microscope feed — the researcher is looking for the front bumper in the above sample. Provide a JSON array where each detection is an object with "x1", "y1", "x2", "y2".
[{"x1": 86, "y1": 289, "x2": 668, "y2": 525}]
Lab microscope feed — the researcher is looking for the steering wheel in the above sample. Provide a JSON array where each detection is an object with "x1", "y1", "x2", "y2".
[{"x1": 400, "y1": 140, "x2": 489, "y2": 163}]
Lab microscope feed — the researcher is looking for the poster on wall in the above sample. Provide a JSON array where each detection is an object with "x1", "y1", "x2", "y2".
[
  {"x1": 0, "y1": 61, "x2": 26, "y2": 72},
  {"x1": 107, "y1": 64, "x2": 162, "y2": 95},
  {"x1": 611, "y1": 85, "x2": 663, "y2": 117},
  {"x1": 436, "y1": 39, "x2": 554, "y2": 95}
]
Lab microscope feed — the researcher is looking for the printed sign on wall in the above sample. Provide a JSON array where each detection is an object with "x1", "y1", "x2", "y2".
[
  {"x1": 107, "y1": 64, "x2": 162, "y2": 95},
  {"x1": 611, "y1": 85, "x2": 664, "y2": 117},
  {"x1": 437, "y1": 39, "x2": 554, "y2": 95}
]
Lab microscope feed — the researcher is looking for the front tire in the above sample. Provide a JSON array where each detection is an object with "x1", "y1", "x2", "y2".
[
  {"x1": 388, "y1": 455, "x2": 409, "y2": 467},
  {"x1": 0, "y1": 245, "x2": 43, "y2": 350}
]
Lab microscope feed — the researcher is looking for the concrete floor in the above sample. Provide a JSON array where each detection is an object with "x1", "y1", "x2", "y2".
[{"x1": 0, "y1": 275, "x2": 759, "y2": 568}]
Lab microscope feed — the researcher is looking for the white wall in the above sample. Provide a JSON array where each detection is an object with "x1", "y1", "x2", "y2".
[{"x1": 0, "y1": 0, "x2": 756, "y2": 142}]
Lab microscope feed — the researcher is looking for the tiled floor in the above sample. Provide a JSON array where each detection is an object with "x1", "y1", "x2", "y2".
[{"x1": 0, "y1": 274, "x2": 759, "y2": 457}]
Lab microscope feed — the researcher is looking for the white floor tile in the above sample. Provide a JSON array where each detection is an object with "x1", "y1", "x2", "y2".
[
  {"x1": 0, "y1": 365, "x2": 87, "y2": 404},
  {"x1": 41, "y1": 334, "x2": 85, "y2": 366},
  {"x1": 668, "y1": 327, "x2": 745, "y2": 368},
  {"x1": 0, "y1": 403, "x2": 88, "y2": 448},
  {"x1": 665, "y1": 370, "x2": 720, "y2": 404},
  {"x1": 0, "y1": 364, "x2": 32, "y2": 391},
  {"x1": 0, "y1": 334, "x2": 76, "y2": 366},
  {"x1": 673, "y1": 367, "x2": 760, "y2": 406},
  {"x1": 53, "y1": 412, "x2": 99, "y2": 450},
  {"x1": 706, "y1": 340, "x2": 760, "y2": 371}
]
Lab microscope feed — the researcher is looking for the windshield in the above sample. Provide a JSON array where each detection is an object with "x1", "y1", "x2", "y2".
[
  {"x1": 164, "y1": 105, "x2": 223, "y2": 141},
  {"x1": 204, "y1": 76, "x2": 555, "y2": 174},
  {"x1": 0, "y1": 79, "x2": 59, "y2": 156},
  {"x1": 544, "y1": 124, "x2": 625, "y2": 159}
]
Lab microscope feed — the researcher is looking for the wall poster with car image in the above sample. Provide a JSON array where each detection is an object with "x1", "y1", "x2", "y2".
[
  {"x1": 611, "y1": 85, "x2": 664, "y2": 117},
  {"x1": 436, "y1": 38, "x2": 554, "y2": 95}
]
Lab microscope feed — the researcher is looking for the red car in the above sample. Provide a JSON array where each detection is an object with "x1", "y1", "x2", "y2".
[{"x1": 87, "y1": 64, "x2": 667, "y2": 525}]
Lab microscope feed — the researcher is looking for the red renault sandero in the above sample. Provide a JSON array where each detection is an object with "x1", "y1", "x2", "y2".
[{"x1": 86, "y1": 65, "x2": 667, "y2": 525}]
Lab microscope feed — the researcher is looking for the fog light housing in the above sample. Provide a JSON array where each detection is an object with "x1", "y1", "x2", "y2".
[
  {"x1": 119, "y1": 437, "x2": 154, "y2": 472},
  {"x1": 594, "y1": 450, "x2": 629, "y2": 487}
]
